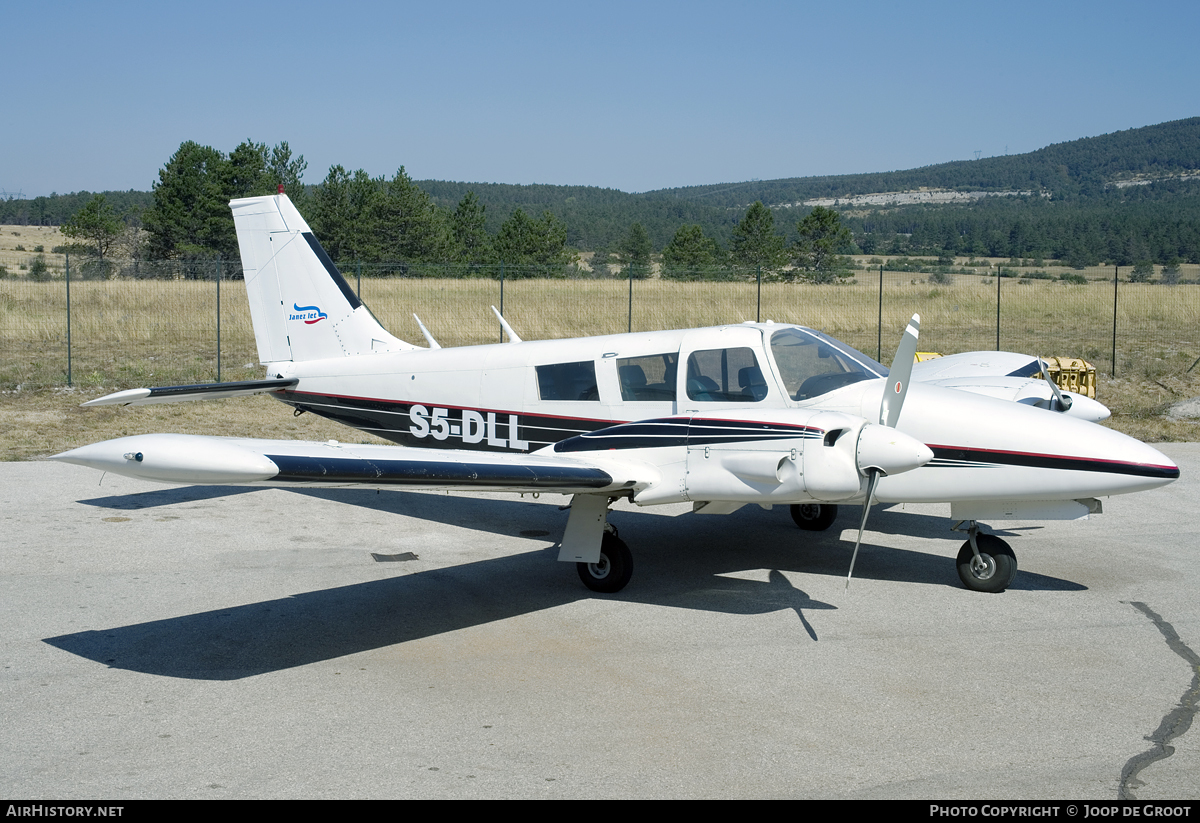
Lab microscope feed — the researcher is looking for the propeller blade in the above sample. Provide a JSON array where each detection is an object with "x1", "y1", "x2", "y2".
[
  {"x1": 1037, "y1": 357, "x2": 1073, "y2": 412},
  {"x1": 846, "y1": 468, "x2": 881, "y2": 589},
  {"x1": 850, "y1": 314, "x2": 921, "y2": 589},
  {"x1": 879, "y1": 314, "x2": 920, "y2": 428}
]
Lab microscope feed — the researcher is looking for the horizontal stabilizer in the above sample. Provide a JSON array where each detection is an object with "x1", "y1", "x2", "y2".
[{"x1": 81, "y1": 378, "x2": 298, "y2": 407}]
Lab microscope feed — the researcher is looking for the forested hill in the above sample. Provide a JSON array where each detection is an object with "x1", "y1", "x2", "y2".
[
  {"x1": 644, "y1": 116, "x2": 1200, "y2": 206},
  {"x1": 420, "y1": 117, "x2": 1200, "y2": 252},
  {"x1": 4, "y1": 117, "x2": 1200, "y2": 262}
]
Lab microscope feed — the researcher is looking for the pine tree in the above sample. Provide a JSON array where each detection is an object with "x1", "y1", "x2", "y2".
[
  {"x1": 793, "y1": 206, "x2": 853, "y2": 282},
  {"x1": 451, "y1": 191, "x2": 493, "y2": 265},
  {"x1": 729, "y1": 202, "x2": 786, "y2": 274},
  {"x1": 661, "y1": 224, "x2": 722, "y2": 279},
  {"x1": 61, "y1": 194, "x2": 123, "y2": 260}
]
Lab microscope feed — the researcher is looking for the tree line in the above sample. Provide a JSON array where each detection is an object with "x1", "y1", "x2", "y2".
[
  {"x1": 122, "y1": 140, "x2": 573, "y2": 274},
  {"x1": 11, "y1": 116, "x2": 1200, "y2": 272}
]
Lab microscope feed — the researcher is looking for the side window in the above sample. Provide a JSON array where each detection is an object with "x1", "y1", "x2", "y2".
[
  {"x1": 618, "y1": 353, "x2": 678, "y2": 401},
  {"x1": 536, "y1": 361, "x2": 599, "y2": 401},
  {"x1": 685, "y1": 347, "x2": 767, "y2": 403}
]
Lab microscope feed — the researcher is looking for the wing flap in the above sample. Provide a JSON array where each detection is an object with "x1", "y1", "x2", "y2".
[{"x1": 266, "y1": 453, "x2": 616, "y2": 489}]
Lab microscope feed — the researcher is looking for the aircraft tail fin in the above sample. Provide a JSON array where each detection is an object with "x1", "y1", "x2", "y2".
[{"x1": 230, "y1": 194, "x2": 416, "y2": 364}]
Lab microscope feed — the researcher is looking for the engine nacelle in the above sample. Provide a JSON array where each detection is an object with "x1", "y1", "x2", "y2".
[{"x1": 802, "y1": 413, "x2": 863, "y2": 501}]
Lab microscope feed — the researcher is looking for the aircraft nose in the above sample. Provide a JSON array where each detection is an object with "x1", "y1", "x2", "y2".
[
  {"x1": 856, "y1": 424, "x2": 934, "y2": 477},
  {"x1": 1138, "y1": 441, "x2": 1180, "y2": 482}
]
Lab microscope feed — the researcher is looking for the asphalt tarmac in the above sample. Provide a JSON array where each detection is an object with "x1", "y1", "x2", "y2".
[{"x1": 2, "y1": 448, "x2": 1197, "y2": 799}]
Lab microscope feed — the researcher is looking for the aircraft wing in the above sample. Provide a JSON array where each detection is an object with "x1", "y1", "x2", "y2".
[
  {"x1": 912, "y1": 351, "x2": 1109, "y2": 422},
  {"x1": 910, "y1": 351, "x2": 1041, "y2": 380},
  {"x1": 51, "y1": 433, "x2": 645, "y2": 495}
]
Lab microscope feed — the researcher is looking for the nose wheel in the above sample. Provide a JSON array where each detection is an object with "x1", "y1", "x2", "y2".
[{"x1": 955, "y1": 530, "x2": 1017, "y2": 593}]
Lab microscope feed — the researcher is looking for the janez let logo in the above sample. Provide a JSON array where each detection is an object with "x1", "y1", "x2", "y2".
[{"x1": 290, "y1": 303, "x2": 328, "y2": 324}]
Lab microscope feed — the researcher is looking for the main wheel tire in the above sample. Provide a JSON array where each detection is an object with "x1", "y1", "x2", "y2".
[
  {"x1": 790, "y1": 503, "x2": 838, "y2": 531},
  {"x1": 956, "y1": 534, "x2": 1017, "y2": 593},
  {"x1": 577, "y1": 532, "x2": 633, "y2": 594}
]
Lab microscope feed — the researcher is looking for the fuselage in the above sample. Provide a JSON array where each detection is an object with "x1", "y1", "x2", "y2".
[{"x1": 265, "y1": 321, "x2": 1178, "y2": 508}]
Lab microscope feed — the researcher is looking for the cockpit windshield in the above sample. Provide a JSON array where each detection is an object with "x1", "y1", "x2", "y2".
[{"x1": 769, "y1": 327, "x2": 888, "y2": 401}]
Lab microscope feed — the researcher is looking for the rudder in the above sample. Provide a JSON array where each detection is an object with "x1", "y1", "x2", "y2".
[{"x1": 230, "y1": 194, "x2": 414, "y2": 364}]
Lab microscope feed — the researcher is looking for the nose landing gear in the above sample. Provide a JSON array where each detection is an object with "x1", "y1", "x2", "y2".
[{"x1": 953, "y1": 522, "x2": 1016, "y2": 593}]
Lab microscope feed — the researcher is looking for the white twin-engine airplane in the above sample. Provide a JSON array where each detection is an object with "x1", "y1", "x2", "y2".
[{"x1": 54, "y1": 194, "x2": 1179, "y2": 595}]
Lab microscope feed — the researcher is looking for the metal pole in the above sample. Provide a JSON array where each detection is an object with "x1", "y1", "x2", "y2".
[
  {"x1": 500, "y1": 261, "x2": 505, "y2": 342},
  {"x1": 216, "y1": 259, "x2": 222, "y2": 383},
  {"x1": 995, "y1": 265, "x2": 1001, "y2": 351},
  {"x1": 356, "y1": 260, "x2": 361, "y2": 299},
  {"x1": 65, "y1": 252, "x2": 71, "y2": 387},
  {"x1": 1112, "y1": 265, "x2": 1119, "y2": 378},
  {"x1": 756, "y1": 266, "x2": 762, "y2": 323},
  {"x1": 877, "y1": 264, "x2": 883, "y2": 361}
]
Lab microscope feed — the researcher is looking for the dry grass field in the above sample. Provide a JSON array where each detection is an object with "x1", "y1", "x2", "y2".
[
  {"x1": 0, "y1": 224, "x2": 64, "y2": 255},
  {"x1": 3, "y1": 252, "x2": 1199, "y2": 460}
]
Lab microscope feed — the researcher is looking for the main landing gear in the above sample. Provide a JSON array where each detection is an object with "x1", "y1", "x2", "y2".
[
  {"x1": 576, "y1": 528, "x2": 633, "y2": 594},
  {"x1": 790, "y1": 503, "x2": 838, "y2": 531}
]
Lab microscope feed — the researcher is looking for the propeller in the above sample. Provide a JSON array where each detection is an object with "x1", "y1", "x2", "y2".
[
  {"x1": 846, "y1": 314, "x2": 921, "y2": 589},
  {"x1": 1037, "y1": 357, "x2": 1073, "y2": 413}
]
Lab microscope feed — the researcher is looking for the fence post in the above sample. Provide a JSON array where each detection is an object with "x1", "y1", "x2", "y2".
[
  {"x1": 877, "y1": 264, "x2": 883, "y2": 361},
  {"x1": 66, "y1": 251, "x2": 72, "y2": 387},
  {"x1": 995, "y1": 265, "x2": 1001, "y2": 351},
  {"x1": 1112, "y1": 265, "x2": 1119, "y2": 378},
  {"x1": 499, "y1": 261, "x2": 505, "y2": 342},
  {"x1": 356, "y1": 260, "x2": 361, "y2": 299},
  {"x1": 628, "y1": 263, "x2": 634, "y2": 334},
  {"x1": 756, "y1": 267, "x2": 762, "y2": 323},
  {"x1": 216, "y1": 259, "x2": 222, "y2": 383}
]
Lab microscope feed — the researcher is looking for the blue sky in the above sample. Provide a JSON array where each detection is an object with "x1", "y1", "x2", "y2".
[{"x1": 4, "y1": 0, "x2": 1198, "y2": 197}]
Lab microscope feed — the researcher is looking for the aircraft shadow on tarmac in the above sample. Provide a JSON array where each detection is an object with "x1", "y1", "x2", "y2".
[
  {"x1": 77, "y1": 485, "x2": 262, "y2": 509},
  {"x1": 45, "y1": 488, "x2": 1085, "y2": 680}
]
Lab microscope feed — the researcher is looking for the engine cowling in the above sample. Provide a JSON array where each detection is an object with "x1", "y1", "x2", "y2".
[{"x1": 803, "y1": 413, "x2": 932, "y2": 501}]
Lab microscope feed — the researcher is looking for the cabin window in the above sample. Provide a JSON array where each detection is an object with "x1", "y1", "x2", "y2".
[
  {"x1": 618, "y1": 353, "x2": 678, "y2": 401},
  {"x1": 536, "y1": 361, "x2": 599, "y2": 401},
  {"x1": 769, "y1": 327, "x2": 884, "y2": 400},
  {"x1": 685, "y1": 347, "x2": 767, "y2": 402}
]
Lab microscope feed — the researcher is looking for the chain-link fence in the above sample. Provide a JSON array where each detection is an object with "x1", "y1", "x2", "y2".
[{"x1": 2, "y1": 255, "x2": 1197, "y2": 392}]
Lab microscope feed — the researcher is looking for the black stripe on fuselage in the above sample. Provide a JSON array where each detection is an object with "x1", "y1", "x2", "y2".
[
  {"x1": 265, "y1": 453, "x2": 615, "y2": 488},
  {"x1": 554, "y1": 417, "x2": 823, "y2": 453},
  {"x1": 928, "y1": 445, "x2": 1179, "y2": 479},
  {"x1": 279, "y1": 390, "x2": 613, "y2": 452}
]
